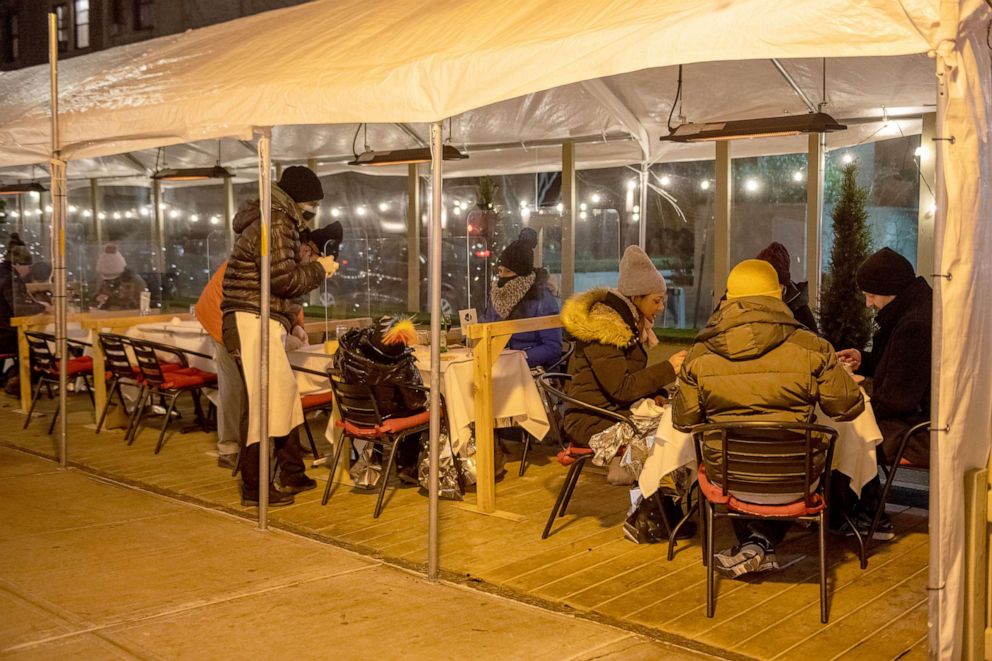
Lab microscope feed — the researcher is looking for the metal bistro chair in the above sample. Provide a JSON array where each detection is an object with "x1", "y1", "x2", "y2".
[
  {"x1": 23, "y1": 330, "x2": 95, "y2": 434},
  {"x1": 126, "y1": 337, "x2": 217, "y2": 454},
  {"x1": 536, "y1": 372, "x2": 676, "y2": 540},
  {"x1": 856, "y1": 420, "x2": 930, "y2": 568},
  {"x1": 690, "y1": 421, "x2": 839, "y2": 623},
  {"x1": 321, "y1": 367, "x2": 431, "y2": 518},
  {"x1": 94, "y1": 333, "x2": 185, "y2": 435},
  {"x1": 290, "y1": 364, "x2": 336, "y2": 460},
  {"x1": 522, "y1": 339, "x2": 575, "y2": 476}
]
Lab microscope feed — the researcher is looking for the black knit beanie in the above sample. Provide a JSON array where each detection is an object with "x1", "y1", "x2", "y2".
[
  {"x1": 497, "y1": 238, "x2": 534, "y2": 276},
  {"x1": 277, "y1": 166, "x2": 324, "y2": 203},
  {"x1": 856, "y1": 247, "x2": 916, "y2": 295}
]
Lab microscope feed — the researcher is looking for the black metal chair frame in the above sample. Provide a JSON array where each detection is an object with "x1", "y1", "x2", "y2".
[
  {"x1": 95, "y1": 333, "x2": 142, "y2": 434},
  {"x1": 689, "y1": 420, "x2": 839, "y2": 624},
  {"x1": 320, "y1": 367, "x2": 437, "y2": 519},
  {"x1": 536, "y1": 372, "x2": 677, "y2": 541},
  {"x1": 290, "y1": 364, "x2": 335, "y2": 460},
  {"x1": 519, "y1": 339, "x2": 575, "y2": 477},
  {"x1": 856, "y1": 420, "x2": 930, "y2": 569},
  {"x1": 126, "y1": 337, "x2": 212, "y2": 454},
  {"x1": 23, "y1": 330, "x2": 94, "y2": 434}
]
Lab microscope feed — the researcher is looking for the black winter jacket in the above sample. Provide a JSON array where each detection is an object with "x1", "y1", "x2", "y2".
[
  {"x1": 0, "y1": 260, "x2": 44, "y2": 331},
  {"x1": 221, "y1": 185, "x2": 324, "y2": 331},
  {"x1": 858, "y1": 276, "x2": 932, "y2": 422},
  {"x1": 561, "y1": 288, "x2": 675, "y2": 446}
]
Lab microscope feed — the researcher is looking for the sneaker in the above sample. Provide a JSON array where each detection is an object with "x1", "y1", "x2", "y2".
[
  {"x1": 856, "y1": 510, "x2": 896, "y2": 541},
  {"x1": 217, "y1": 454, "x2": 238, "y2": 470},
  {"x1": 714, "y1": 540, "x2": 767, "y2": 578},
  {"x1": 241, "y1": 487, "x2": 295, "y2": 507},
  {"x1": 278, "y1": 475, "x2": 317, "y2": 494}
]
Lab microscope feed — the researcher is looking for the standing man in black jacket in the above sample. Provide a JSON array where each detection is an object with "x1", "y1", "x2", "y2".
[
  {"x1": 835, "y1": 247, "x2": 932, "y2": 536},
  {"x1": 221, "y1": 166, "x2": 339, "y2": 506}
]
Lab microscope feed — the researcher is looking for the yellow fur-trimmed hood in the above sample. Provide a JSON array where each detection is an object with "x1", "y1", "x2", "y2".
[{"x1": 560, "y1": 288, "x2": 636, "y2": 349}]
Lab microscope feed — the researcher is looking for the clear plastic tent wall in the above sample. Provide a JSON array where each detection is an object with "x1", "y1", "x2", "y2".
[{"x1": 1, "y1": 0, "x2": 991, "y2": 657}]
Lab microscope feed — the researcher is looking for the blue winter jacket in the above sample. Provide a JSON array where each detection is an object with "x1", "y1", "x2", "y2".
[{"x1": 481, "y1": 270, "x2": 563, "y2": 371}]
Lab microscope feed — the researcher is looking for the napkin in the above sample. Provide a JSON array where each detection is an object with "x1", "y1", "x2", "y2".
[{"x1": 630, "y1": 398, "x2": 665, "y2": 418}]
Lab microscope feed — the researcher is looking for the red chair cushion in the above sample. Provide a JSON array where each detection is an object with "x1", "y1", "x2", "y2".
[
  {"x1": 378, "y1": 410, "x2": 430, "y2": 434},
  {"x1": 556, "y1": 443, "x2": 594, "y2": 467},
  {"x1": 696, "y1": 465, "x2": 731, "y2": 505},
  {"x1": 728, "y1": 493, "x2": 825, "y2": 517},
  {"x1": 159, "y1": 369, "x2": 215, "y2": 390},
  {"x1": 337, "y1": 418, "x2": 382, "y2": 438},
  {"x1": 160, "y1": 361, "x2": 183, "y2": 373},
  {"x1": 65, "y1": 356, "x2": 94, "y2": 377},
  {"x1": 301, "y1": 391, "x2": 334, "y2": 410}
]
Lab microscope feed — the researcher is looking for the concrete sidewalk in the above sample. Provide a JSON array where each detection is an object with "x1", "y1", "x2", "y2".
[{"x1": 0, "y1": 447, "x2": 712, "y2": 660}]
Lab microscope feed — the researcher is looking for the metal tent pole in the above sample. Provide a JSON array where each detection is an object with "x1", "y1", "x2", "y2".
[
  {"x1": 48, "y1": 13, "x2": 68, "y2": 468},
  {"x1": 257, "y1": 130, "x2": 272, "y2": 529},
  {"x1": 427, "y1": 121, "x2": 443, "y2": 580},
  {"x1": 638, "y1": 163, "x2": 648, "y2": 250}
]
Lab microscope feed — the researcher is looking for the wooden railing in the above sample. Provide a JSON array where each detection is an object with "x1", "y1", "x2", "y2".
[{"x1": 466, "y1": 314, "x2": 563, "y2": 513}]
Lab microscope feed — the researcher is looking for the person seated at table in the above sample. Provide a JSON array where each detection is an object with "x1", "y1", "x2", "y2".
[
  {"x1": 221, "y1": 165, "x2": 339, "y2": 507},
  {"x1": 285, "y1": 223, "x2": 345, "y2": 351},
  {"x1": 756, "y1": 241, "x2": 818, "y2": 333},
  {"x1": 0, "y1": 244, "x2": 48, "y2": 362},
  {"x1": 334, "y1": 316, "x2": 425, "y2": 486},
  {"x1": 481, "y1": 228, "x2": 562, "y2": 371},
  {"x1": 673, "y1": 259, "x2": 863, "y2": 578},
  {"x1": 833, "y1": 247, "x2": 932, "y2": 537},
  {"x1": 94, "y1": 244, "x2": 147, "y2": 310},
  {"x1": 561, "y1": 245, "x2": 687, "y2": 518}
]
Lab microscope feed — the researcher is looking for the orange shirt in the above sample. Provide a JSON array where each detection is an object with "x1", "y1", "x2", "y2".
[{"x1": 195, "y1": 261, "x2": 227, "y2": 343}]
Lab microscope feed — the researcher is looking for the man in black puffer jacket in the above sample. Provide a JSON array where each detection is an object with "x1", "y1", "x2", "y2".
[
  {"x1": 835, "y1": 247, "x2": 932, "y2": 538},
  {"x1": 221, "y1": 166, "x2": 338, "y2": 507}
]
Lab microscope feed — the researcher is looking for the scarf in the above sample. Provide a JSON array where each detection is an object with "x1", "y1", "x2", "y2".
[
  {"x1": 608, "y1": 288, "x2": 659, "y2": 348},
  {"x1": 490, "y1": 272, "x2": 536, "y2": 319}
]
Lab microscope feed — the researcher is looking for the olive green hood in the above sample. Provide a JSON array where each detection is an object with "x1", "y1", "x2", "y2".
[{"x1": 697, "y1": 297, "x2": 801, "y2": 361}]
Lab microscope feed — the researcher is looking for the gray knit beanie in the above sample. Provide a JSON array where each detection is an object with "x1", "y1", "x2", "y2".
[{"x1": 617, "y1": 245, "x2": 666, "y2": 297}]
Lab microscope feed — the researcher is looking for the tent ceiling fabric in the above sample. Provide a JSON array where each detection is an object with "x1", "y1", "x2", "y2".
[{"x1": 0, "y1": 0, "x2": 938, "y2": 169}]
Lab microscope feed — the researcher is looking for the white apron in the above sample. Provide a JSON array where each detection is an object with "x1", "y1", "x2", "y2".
[{"x1": 235, "y1": 311, "x2": 304, "y2": 446}]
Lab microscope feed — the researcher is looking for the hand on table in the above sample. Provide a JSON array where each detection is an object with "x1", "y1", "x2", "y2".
[{"x1": 836, "y1": 348, "x2": 862, "y2": 371}]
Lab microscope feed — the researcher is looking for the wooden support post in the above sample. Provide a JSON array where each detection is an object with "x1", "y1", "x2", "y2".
[
  {"x1": 224, "y1": 175, "x2": 235, "y2": 250},
  {"x1": 713, "y1": 141, "x2": 732, "y2": 306},
  {"x1": 561, "y1": 142, "x2": 576, "y2": 298},
  {"x1": 407, "y1": 164, "x2": 421, "y2": 312},
  {"x1": 17, "y1": 325, "x2": 34, "y2": 413},
  {"x1": 806, "y1": 132, "x2": 825, "y2": 305}
]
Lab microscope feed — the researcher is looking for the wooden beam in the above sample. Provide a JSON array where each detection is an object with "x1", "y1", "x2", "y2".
[
  {"x1": 713, "y1": 141, "x2": 732, "y2": 305},
  {"x1": 561, "y1": 143, "x2": 576, "y2": 298},
  {"x1": 407, "y1": 164, "x2": 421, "y2": 312},
  {"x1": 466, "y1": 315, "x2": 561, "y2": 340},
  {"x1": 806, "y1": 132, "x2": 825, "y2": 305}
]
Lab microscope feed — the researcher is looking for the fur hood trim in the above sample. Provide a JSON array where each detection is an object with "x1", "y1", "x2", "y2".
[{"x1": 561, "y1": 288, "x2": 635, "y2": 349}]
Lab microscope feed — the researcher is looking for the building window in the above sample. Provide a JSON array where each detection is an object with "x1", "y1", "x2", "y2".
[
  {"x1": 2, "y1": 13, "x2": 19, "y2": 62},
  {"x1": 55, "y1": 4, "x2": 68, "y2": 51},
  {"x1": 134, "y1": 0, "x2": 153, "y2": 30},
  {"x1": 74, "y1": 0, "x2": 89, "y2": 49}
]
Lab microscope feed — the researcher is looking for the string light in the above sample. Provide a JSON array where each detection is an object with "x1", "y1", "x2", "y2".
[
  {"x1": 579, "y1": 202, "x2": 588, "y2": 212},
  {"x1": 45, "y1": 205, "x2": 53, "y2": 213},
  {"x1": 355, "y1": 206, "x2": 367, "y2": 217},
  {"x1": 112, "y1": 212, "x2": 121, "y2": 219},
  {"x1": 210, "y1": 215, "x2": 221, "y2": 225},
  {"x1": 841, "y1": 153, "x2": 854, "y2": 164},
  {"x1": 169, "y1": 209, "x2": 181, "y2": 219},
  {"x1": 590, "y1": 193, "x2": 601, "y2": 204},
  {"x1": 189, "y1": 214, "x2": 199, "y2": 223},
  {"x1": 744, "y1": 178, "x2": 760, "y2": 193},
  {"x1": 556, "y1": 203, "x2": 564, "y2": 213},
  {"x1": 792, "y1": 171, "x2": 804, "y2": 182},
  {"x1": 699, "y1": 180, "x2": 711, "y2": 191},
  {"x1": 659, "y1": 175, "x2": 671, "y2": 187},
  {"x1": 330, "y1": 207, "x2": 341, "y2": 218},
  {"x1": 378, "y1": 202, "x2": 390, "y2": 212},
  {"x1": 83, "y1": 210, "x2": 92, "y2": 218},
  {"x1": 626, "y1": 179, "x2": 637, "y2": 190}
]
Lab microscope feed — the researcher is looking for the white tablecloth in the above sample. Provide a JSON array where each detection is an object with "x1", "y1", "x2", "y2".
[
  {"x1": 412, "y1": 346, "x2": 550, "y2": 454},
  {"x1": 638, "y1": 395, "x2": 883, "y2": 499}
]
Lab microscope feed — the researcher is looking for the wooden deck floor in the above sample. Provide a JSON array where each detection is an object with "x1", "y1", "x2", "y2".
[{"x1": 0, "y1": 395, "x2": 929, "y2": 660}]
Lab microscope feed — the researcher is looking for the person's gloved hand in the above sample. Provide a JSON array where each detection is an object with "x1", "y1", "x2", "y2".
[{"x1": 318, "y1": 255, "x2": 339, "y2": 277}]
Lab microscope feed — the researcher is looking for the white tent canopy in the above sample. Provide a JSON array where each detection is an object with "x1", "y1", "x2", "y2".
[
  {"x1": 0, "y1": 2, "x2": 989, "y2": 658},
  {"x1": 0, "y1": 0, "x2": 938, "y2": 172}
]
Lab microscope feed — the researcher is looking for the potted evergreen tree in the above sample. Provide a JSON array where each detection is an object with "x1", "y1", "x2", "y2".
[{"x1": 820, "y1": 162, "x2": 873, "y2": 350}]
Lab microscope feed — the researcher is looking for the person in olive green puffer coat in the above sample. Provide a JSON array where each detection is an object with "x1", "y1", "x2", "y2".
[{"x1": 673, "y1": 259, "x2": 863, "y2": 578}]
